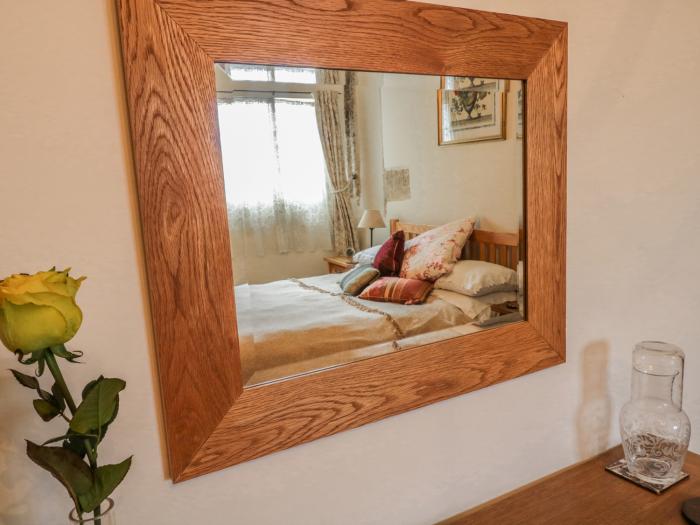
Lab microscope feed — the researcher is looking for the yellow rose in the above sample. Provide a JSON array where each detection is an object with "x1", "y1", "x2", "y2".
[{"x1": 0, "y1": 269, "x2": 86, "y2": 354}]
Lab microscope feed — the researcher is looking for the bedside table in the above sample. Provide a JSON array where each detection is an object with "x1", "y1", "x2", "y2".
[
  {"x1": 324, "y1": 255, "x2": 356, "y2": 274},
  {"x1": 490, "y1": 301, "x2": 520, "y2": 316}
]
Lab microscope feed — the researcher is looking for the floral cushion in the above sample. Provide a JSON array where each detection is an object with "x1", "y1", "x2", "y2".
[
  {"x1": 400, "y1": 218, "x2": 475, "y2": 282},
  {"x1": 358, "y1": 277, "x2": 433, "y2": 305}
]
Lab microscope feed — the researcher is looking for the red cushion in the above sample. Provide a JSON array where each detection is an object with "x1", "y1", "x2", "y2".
[
  {"x1": 372, "y1": 230, "x2": 405, "y2": 276},
  {"x1": 358, "y1": 276, "x2": 433, "y2": 305}
]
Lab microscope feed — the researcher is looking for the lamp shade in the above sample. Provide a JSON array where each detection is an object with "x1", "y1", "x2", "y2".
[{"x1": 357, "y1": 209, "x2": 386, "y2": 229}]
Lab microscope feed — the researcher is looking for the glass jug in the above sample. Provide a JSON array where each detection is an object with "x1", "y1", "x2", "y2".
[{"x1": 620, "y1": 341, "x2": 691, "y2": 482}]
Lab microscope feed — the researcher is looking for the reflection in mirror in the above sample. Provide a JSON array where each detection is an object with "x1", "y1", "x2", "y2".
[{"x1": 215, "y1": 63, "x2": 525, "y2": 386}]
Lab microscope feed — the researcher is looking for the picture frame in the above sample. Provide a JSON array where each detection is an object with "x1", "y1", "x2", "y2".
[
  {"x1": 437, "y1": 88, "x2": 507, "y2": 145},
  {"x1": 440, "y1": 76, "x2": 509, "y2": 92},
  {"x1": 516, "y1": 87, "x2": 524, "y2": 139}
]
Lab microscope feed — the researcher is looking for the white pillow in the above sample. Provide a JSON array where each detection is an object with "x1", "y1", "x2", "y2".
[
  {"x1": 434, "y1": 260, "x2": 518, "y2": 297},
  {"x1": 352, "y1": 245, "x2": 381, "y2": 265},
  {"x1": 431, "y1": 289, "x2": 517, "y2": 321}
]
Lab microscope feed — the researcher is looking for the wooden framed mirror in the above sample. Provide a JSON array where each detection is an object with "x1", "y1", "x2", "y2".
[{"x1": 117, "y1": 0, "x2": 566, "y2": 482}]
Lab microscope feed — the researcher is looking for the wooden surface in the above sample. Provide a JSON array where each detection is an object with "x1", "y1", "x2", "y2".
[
  {"x1": 439, "y1": 447, "x2": 700, "y2": 525},
  {"x1": 524, "y1": 25, "x2": 568, "y2": 358},
  {"x1": 117, "y1": 0, "x2": 567, "y2": 482},
  {"x1": 324, "y1": 255, "x2": 356, "y2": 273},
  {"x1": 117, "y1": 0, "x2": 241, "y2": 478},
  {"x1": 181, "y1": 322, "x2": 561, "y2": 481},
  {"x1": 156, "y1": 0, "x2": 564, "y2": 79}
]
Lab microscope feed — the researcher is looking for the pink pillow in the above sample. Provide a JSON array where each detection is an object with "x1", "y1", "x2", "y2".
[
  {"x1": 358, "y1": 276, "x2": 433, "y2": 305},
  {"x1": 372, "y1": 230, "x2": 405, "y2": 276},
  {"x1": 400, "y1": 218, "x2": 475, "y2": 281}
]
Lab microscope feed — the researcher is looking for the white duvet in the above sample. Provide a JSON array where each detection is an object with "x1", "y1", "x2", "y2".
[{"x1": 235, "y1": 273, "x2": 516, "y2": 383}]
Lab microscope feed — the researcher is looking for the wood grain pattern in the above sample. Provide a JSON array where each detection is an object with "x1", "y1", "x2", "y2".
[
  {"x1": 156, "y1": 0, "x2": 565, "y2": 80},
  {"x1": 524, "y1": 26, "x2": 567, "y2": 356},
  {"x1": 439, "y1": 446, "x2": 700, "y2": 525},
  {"x1": 117, "y1": 0, "x2": 242, "y2": 476},
  {"x1": 470, "y1": 230, "x2": 520, "y2": 270},
  {"x1": 181, "y1": 322, "x2": 561, "y2": 481},
  {"x1": 117, "y1": 0, "x2": 567, "y2": 482}
]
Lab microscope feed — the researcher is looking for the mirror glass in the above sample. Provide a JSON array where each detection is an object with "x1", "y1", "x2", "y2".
[{"x1": 215, "y1": 63, "x2": 525, "y2": 386}]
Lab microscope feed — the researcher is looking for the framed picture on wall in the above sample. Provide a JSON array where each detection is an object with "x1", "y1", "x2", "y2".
[
  {"x1": 441, "y1": 76, "x2": 509, "y2": 92},
  {"x1": 516, "y1": 87, "x2": 524, "y2": 139},
  {"x1": 437, "y1": 88, "x2": 506, "y2": 145}
]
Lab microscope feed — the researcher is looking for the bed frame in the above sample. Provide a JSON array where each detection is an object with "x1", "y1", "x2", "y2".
[{"x1": 390, "y1": 219, "x2": 521, "y2": 271}]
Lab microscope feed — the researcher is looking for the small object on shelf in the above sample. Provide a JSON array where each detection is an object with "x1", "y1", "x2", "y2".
[
  {"x1": 324, "y1": 255, "x2": 356, "y2": 274},
  {"x1": 682, "y1": 498, "x2": 700, "y2": 524},
  {"x1": 605, "y1": 457, "x2": 688, "y2": 494},
  {"x1": 619, "y1": 341, "x2": 691, "y2": 484}
]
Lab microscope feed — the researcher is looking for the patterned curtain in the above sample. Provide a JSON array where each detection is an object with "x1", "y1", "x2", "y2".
[{"x1": 314, "y1": 70, "x2": 359, "y2": 253}]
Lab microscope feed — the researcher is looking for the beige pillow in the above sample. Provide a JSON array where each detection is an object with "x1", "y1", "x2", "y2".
[
  {"x1": 399, "y1": 218, "x2": 475, "y2": 282},
  {"x1": 434, "y1": 259, "x2": 518, "y2": 297}
]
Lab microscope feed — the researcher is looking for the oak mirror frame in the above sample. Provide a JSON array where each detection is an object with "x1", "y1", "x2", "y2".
[{"x1": 117, "y1": 0, "x2": 567, "y2": 482}]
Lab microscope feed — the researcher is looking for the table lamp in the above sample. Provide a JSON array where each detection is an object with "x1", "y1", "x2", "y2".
[{"x1": 357, "y1": 209, "x2": 386, "y2": 246}]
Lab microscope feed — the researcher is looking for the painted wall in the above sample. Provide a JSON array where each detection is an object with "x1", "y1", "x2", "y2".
[
  {"x1": 1, "y1": 1, "x2": 699, "y2": 524},
  {"x1": 380, "y1": 74, "x2": 522, "y2": 239},
  {"x1": 355, "y1": 71, "x2": 385, "y2": 249}
]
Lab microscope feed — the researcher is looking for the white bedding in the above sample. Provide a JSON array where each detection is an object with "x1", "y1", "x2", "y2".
[{"x1": 235, "y1": 273, "x2": 516, "y2": 383}]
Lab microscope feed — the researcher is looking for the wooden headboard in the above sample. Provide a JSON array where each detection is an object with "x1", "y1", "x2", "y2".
[{"x1": 390, "y1": 219, "x2": 520, "y2": 271}]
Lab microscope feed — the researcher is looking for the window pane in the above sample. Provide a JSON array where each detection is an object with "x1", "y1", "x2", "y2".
[
  {"x1": 218, "y1": 100, "x2": 277, "y2": 205},
  {"x1": 224, "y1": 64, "x2": 272, "y2": 82},
  {"x1": 274, "y1": 100, "x2": 327, "y2": 205},
  {"x1": 273, "y1": 67, "x2": 317, "y2": 84}
]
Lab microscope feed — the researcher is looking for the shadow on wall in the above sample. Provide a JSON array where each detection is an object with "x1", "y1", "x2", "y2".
[{"x1": 576, "y1": 340, "x2": 612, "y2": 458}]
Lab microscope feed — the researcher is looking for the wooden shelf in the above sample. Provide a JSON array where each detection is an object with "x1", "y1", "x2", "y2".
[
  {"x1": 439, "y1": 446, "x2": 700, "y2": 524},
  {"x1": 324, "y1": 255, "x2": 356, "y2": 274}
]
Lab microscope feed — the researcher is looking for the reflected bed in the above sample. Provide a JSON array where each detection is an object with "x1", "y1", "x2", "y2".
[{"x1": 237, "y1": 221, "x2": 522, "y2": 385}]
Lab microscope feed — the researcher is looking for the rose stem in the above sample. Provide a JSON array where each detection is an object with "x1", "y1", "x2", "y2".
[{"x1": 44, "y1": 348, "x2": 102, "y2": 524}]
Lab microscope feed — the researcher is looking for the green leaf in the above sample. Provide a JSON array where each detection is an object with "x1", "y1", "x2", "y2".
[
  {"x1": 26, "y1": 441, "x2": 94, "y2": 513},
  {"x1": 70, "y1": 378, "x2": 126, "y2": 435},
  {"x1": 43, "y1": 432, "x2": 98, "y2": 447},
  {"x1": 63, "y1": 435, "x2": 88, "y2": 460},
  {"x1": 33, "y1": 399, "x2": 60, "y2": 421},
  {"x1": 50, "y1": 344, "x2": 83, "y2": 362},
  {"x1": 51, "y1": 382, "x2": 66, "y2": 411},
  {"x1": 9, "y1": 369, "x2": 39, "y2": 390},
  {"x1": 38, "y1": 388, "x2": 54, "y2": 402},
  {"x1": 16, "y1": 349, "x2": 47, "y2": 375},
  {"x1": 36, "y1": 356, "x2": 45, "y2": 377},
  {"x1": 81, "y1": 376, "x2": 104, "y2": 400},
  {"x1": 78, "y1": 457, "x2": 132, "y2": 513}
]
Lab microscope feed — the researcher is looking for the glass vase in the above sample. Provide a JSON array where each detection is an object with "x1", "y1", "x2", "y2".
[
  {"x1": 68, "y1": 499, "x2": 116, "y2": 525},
  {"x1": 620, "y1": 341, "x2": 691, "y2": 482}
]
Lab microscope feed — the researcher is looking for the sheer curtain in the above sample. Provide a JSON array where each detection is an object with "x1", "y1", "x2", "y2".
[{"x1": 217, "y1": 95, "x2": 332, "y2": 283}]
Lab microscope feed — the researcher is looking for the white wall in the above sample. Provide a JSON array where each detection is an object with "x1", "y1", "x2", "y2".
[
  {"x1": 379, "y1": 74, "x2": 522, "y2": 238},
  {"x1": 355, "y1": 72, "x2": 386, "y2": 248},
  {"x1": 1, "y1": 1, "x2": 699, "y2": 524}
]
